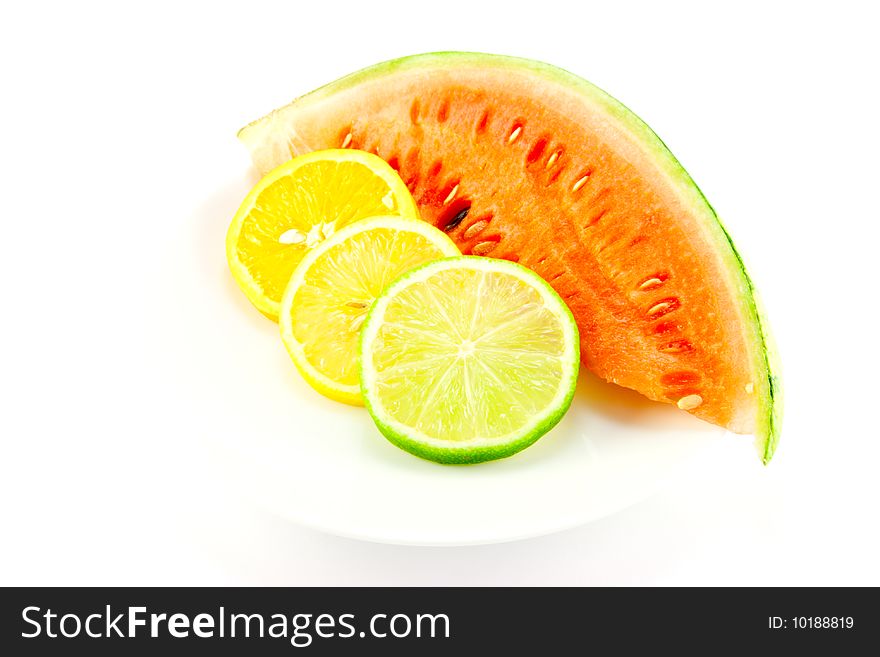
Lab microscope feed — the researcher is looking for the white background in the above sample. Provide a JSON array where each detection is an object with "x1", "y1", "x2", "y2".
[{"x1": 2, "y1": 0, "x2": 879, "y2": 585}]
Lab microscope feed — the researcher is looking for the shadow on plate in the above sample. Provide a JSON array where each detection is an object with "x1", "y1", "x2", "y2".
[{"x1": 573, "y1": 369, "x2": 701, "y2": 429}]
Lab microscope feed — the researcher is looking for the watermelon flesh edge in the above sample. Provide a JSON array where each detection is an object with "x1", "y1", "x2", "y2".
[{"x1": 238, "y1": 52, "x2": 782, "y2": 463}]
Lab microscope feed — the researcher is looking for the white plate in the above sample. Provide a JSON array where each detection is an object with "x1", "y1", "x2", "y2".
[{"x1": 174, "y1": 161, "x2": 727, "y2": 547}]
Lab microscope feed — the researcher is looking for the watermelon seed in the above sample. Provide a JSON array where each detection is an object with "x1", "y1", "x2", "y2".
[
  {"x1": 572, "y1": 175, "x2": 590, "y2": 193},
  {"x1": 648, "y1": 301, "x2": 671, "y2": 317},
  {"x1": 508, "y1": 125, "x2": 523, "y2": 144},
  {"x1": 546, "y1": 150, "x2": 561, "y2": 169},
  {"x1": 443, "y1": 184, "x2": 460, "y2": 205},
  {"x1": 442, "y1": 205, "x2": 470, "y2": 232},
  {"x1": 340, "y1": 132, "x2": 353, "y2": 149},
  {"x1": 676, "y1": 394, "x2": 703, "y2": 411},
  {"x1": 472, "y1": 240, "x2": 498, "y2": 256},
  {"x1": 647, "y1": 297, "x2": 680, "y2": 319},
  {"x1": 638, "y1": 277, "x2": 665, "y2": 291},
  {"x1": 463, "y1": 219, "x2": 490, "y2": 240}
]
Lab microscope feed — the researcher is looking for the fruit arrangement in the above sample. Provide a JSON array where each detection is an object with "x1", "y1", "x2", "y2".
[{"x1": 227, "y1": 52, "x2": 781, "y2": 464}]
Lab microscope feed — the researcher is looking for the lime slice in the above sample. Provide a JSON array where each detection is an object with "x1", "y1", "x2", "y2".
[
  {"x1": 226, "y1": 149, "x2": 419, "y2": 320},
  {"x1": 360, "y1": 257, "x2": 580, "y2": 463},
  {"x1": 280, "y1": 216, "x2": 459, "y2": 405}
]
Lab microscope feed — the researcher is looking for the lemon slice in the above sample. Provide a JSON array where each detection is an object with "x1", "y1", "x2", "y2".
[
  {"x1": 360, "y1": 257, "x2": 580, "y2": 464},
  {"x1": 279, "y1": 216, "x2": 460, "y2": 405},
  {"x1": 226, "y1": 149, "x2": 419, "y2": 320}
]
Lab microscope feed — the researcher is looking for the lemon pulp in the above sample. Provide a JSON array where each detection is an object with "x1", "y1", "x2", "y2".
[
  {"x1": 280, "y1": 216, "x2": 459, "y2": 404},
  {"x1": 226, "y1": 149, "x2": 419, "y2": 320}
]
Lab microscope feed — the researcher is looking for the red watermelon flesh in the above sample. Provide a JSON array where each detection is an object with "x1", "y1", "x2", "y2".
[{"x1": 238, "y1": 53, "x2": 782, "y2": 462}]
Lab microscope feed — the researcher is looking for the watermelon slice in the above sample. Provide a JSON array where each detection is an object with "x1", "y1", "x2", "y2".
[{"x1": 238, "y1": 52, "x2": 782, "y2": 462}]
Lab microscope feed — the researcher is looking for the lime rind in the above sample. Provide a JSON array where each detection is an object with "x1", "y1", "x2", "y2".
[{"x1": 359, "y1": 256, "x2": 580, "y2": 464}]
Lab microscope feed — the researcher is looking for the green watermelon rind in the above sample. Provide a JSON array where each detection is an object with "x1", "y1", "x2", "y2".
[{"x1": 240, "y1": 52, "x2": 782, "y2": 463}]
